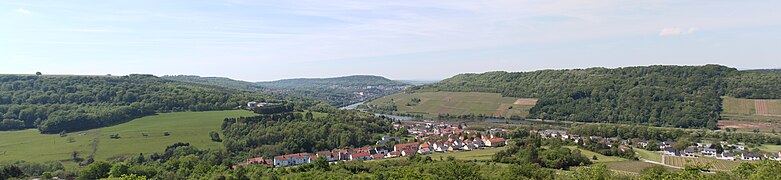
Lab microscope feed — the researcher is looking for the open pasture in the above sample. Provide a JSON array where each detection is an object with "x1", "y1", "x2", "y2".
[{"x1": 0, "y1": 110, "x2": 256, "y2": 165}]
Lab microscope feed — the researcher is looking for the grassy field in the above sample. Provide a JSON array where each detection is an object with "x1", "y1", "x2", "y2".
[
  {"x1": 367, "y1": 92, "x2": 536, "y2": 118},
  {"x1": 0, "y1": 110, "x2": 256, "y2": 166},
  {"x1": 634, "y1": 149, "x2": 662, "y2": 162},
  {"x1": 427, "y1": 147, "x2": 507, "y2": 161},
  {"x1": 719, "y1": 97, "x2": 781, "y2": 132},
  {"x1": 759, "y1": 144, "x2": 781, "y2": 153},
  {"x1": 562, "y1": 146, "x2": 625, "y2": 163},
  {"x1": 662, "y1": 156, "x2": 742, "y2": 171}
]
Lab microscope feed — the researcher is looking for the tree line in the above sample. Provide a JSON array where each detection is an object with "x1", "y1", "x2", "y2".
[{"x1": 419, "y1": 65, "x2": 781, "y2": 128}]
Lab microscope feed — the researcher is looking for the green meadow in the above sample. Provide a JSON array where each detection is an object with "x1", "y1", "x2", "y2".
[{"x1": 0, "y1": 110, "x2": 257, "y2": 166}]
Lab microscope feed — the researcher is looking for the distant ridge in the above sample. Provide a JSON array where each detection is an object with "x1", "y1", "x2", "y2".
[{"x1": 164, "y1": 75, "x2": 409, "y2": 107}]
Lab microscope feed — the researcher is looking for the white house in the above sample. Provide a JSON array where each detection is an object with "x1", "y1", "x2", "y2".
[
  {"x1": 659, "y1": 141, "x2": 675, "y2": 149},
  {"x1": 350, "y1": 152, "x2": 372, "y2": 161},
  {"x1": 701, "y1": 148, "x2": 717, "y2": 157},
  {"x1": 717, "y1": 153, "x2": 736, "y2": 161},
  {"x1": 662, "y1": 148, "x2": 677, "y2": 156},
  {"x1": 484, "y1": 138, "x2": 506, "y2": 147},
  {"x1": 315, "y1": 151, "x2": 339, "y2": 162},
  {"x1": 433, "y1": 142, "x2": 449, "y2": 152},
  {"x1": 696, "y1": 143, "x2": 713, "y2": 148},
  {"x1": 742, "y1": 153, "x2": 762, "y2": 161},
  {"x1": 273, "y1": 153, "x2": 311, "y2": 167}
]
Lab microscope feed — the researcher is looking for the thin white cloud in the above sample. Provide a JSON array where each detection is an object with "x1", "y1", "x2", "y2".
[
  {"x1": 659, "y1": 27, "x2": 697, "y2": 36},
  {"x1": 16, "y1": 8, "x2": 31, "y2": 14}
]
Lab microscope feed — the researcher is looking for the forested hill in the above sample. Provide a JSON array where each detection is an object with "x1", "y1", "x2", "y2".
[
  {"x1": 257, "y1": 75, "x2": 411, "y2": 107},
  {"x1": 0, "y1": 74, "x2": 278, "y2": 133},
  {"x1": 417, "y1": 65, "x2": 781, "y2": 128},
  {"x1": 164, "y1": 75, "x2": 410, "y2": 107},
  {"x1": 257, "y1": 75, "x2": 408, "y2": 89},
  {"x1": 162, "y1": 75, "x2": 265, "y2": 92}
]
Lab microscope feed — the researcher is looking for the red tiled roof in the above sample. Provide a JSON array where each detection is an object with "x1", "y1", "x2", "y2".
[
  {"x1": 372, "y1": 154, "x2": 384, "y2": 159},
  {"x1": 488, "y1": 138, "x2": 505, "y2": 143},
  {"x1": 402, "y1": 149, "x2": 416, "y2": 155},
  {"x1": 274, "y1": 155, "x2": 286, "y2": 161},
  {"x1": 394, "y1": 142, "x2": 419, "y2": 149},
  {"x1": 247, "y1": 157, "x2": 265, "y2": 164},
  {"x1": 275, "y1": 153, "x2": 311, "y2": 161},
  {"x1": 351, "y1": 152, "x2": 371, "y2": 158},
  {"x1": 316, "y1": 151, "x2": 332, "y2": 156},
  {"x1": 389, "y1": 151, "x2": 401, "y2": 156}
]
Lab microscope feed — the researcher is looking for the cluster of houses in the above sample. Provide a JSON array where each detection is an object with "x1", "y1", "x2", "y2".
[
  {"x1": 658, "y1": 142, "x2": 781, "y2": 161},
  {"x1": 532, "y1": 129, "x2": 781, "y2": 162},
  {"x1": 233, "y1": 122, "x2": 509, "y2": 169}
]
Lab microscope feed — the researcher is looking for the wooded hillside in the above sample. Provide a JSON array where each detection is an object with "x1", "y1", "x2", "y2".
[
  {"x1": 418, "y1": 65, "x2": 781, "y2": 128},
  {"x1": 0, "y1": 74, "x2": 275, "y2": 133},
  {"x1": 221, "y1": 111, "x2": 394, "y2": 158}
]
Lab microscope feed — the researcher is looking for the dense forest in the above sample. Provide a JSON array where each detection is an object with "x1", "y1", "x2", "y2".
[
  {"x1": 419, "y1": 65, "x2": 781, "y2": 128},
  {"x1": 0, "y1": 74, "x2": 280, "y2": 133},
  {"x1": 165, "y1": 75, "x2": 410, "y2": 107},
  {"x1": 220, "y1": 111, "x2": 394, "y2": 158}
]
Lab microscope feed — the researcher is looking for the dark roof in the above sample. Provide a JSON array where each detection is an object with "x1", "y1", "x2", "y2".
[{"x1": 744, "y1": 154, "x2": 762, "y2": 158}]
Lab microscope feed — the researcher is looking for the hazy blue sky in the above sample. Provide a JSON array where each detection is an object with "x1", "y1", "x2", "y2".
[{"x1": 2, "y1": 1, "x2": 780, "y2": 81}]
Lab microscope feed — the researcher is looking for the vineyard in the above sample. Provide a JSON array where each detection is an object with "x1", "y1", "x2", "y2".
[{"x1": 662, "y1": 156, "x2": 742, "y2": 171}]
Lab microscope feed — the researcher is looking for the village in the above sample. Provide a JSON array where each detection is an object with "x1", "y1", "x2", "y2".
[
  {"x1": 533, "y1": 129, "x2": 781, "y2": 163},
  {"x1": 233, "y1": 120, "x2": 781, "y2": 170},
  {"x1": 233, "y1": 121, "x2": 509, "y2": 169}
]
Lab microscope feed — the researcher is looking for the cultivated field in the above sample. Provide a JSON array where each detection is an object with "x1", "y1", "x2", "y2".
[
  {"x1": 662, "y1": 156, "x2": 741, "y2": 171},
  {"x1": 367, "y1": 92, "x2": 537, "y2": 118},
  {"x1": 719, "y1": 97, "x2": 781, "y2": 132},
  {"x1": 427, "y1": 146, "x2": 507, "y2": 161},
  {"x1": 604, "y1": 161, "x2": 676, "y2": 173},
  {"x1": 0, "y1": 110, "x2": 256, "y2": 166}
]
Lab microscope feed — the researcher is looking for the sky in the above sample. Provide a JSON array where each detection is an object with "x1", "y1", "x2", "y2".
[{"x1": 1, "y1": 0, "x2": 780, "y2": 81}]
